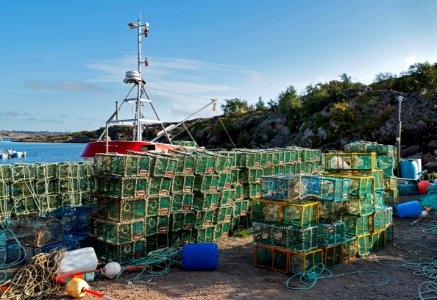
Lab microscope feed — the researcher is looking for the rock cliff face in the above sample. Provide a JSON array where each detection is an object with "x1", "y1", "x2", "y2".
[{"x1": 189, "y1": 89, "x2": 437, "y2": 171}]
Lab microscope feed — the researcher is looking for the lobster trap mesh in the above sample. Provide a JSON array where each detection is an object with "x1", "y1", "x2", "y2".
[
  {"x1": 323, "y1": 152, "x2": 377, "y2": 172},
  {"x1": 171, "y1": 211, "x2": 195, "y2": 231},
  {"x1": 318, "y1": 221, "x2": 346, "y2": 246},
  {"x1": 172, "y1": 175, "x2": 195, "y2": 193},
  {"x1": 214, "y1": 205, "x2": 233, "y2": 224},
  {"x1": 369, "y1": 210, "x2": 386, "y2": 232},
  {"x1": 93, "y1": 197, "x2": 146, "y2": 222},
  {"x1": 344, "y1": 215, "x2": 370, "y2": 237},
  {"x1": 318, "y1": 201, "x2": 345, "y2": 223},
  {"x1": 342, "y1": 237, "x2": 357, "y2": 263},
  {"x1": 194, "y1": 226, "x2": 215, "y2": 243},
  {"x1": 90, "y1": 218, "x2": 145, "y2": 245},
  {"x1": 194, "y1": 175, "x2": 219, "y2": 192},
  {"x1": 146, "y1": 196, "x2": 171, "y2": 217},
  {"x1": 346, "y1": 195, "x2": 373, "y2": 216},
  {"x1": 370, "y1": 230, "x2": 385, "y2": 252},
  {"x1": 323, "y1": 244, "x2": 342, "y2": 268},
  {"x1": 193, "y1": 192, "x2": 219, "y2": 210},
  {"x1": 356, "y1": 234, "x2": 371, "y2": 257},
  {"x1": 96, "y1": 176, "x2": 148, "y2": 199},
  {"x1": 171, "y1": 192, "x2": 194, "y2": 211},
  {"x1": 288, "y1": 249, "x2": 323, "y2": 274}
]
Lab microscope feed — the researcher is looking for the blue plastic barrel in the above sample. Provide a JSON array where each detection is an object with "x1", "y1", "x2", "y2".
[
  {"x1": 395, "y1": 201, "x2": 422, "y2": 218},
  {"x1": 400, "y1": 160, "x2": 419, "y2": 179},
  {"x1": 181, "y1": 243, "x2": 218, "y2": 270}
]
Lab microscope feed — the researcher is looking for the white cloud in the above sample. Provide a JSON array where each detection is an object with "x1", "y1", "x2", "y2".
[{"x1": 405, "y1": 56, "x2": 420, "y2": 68}]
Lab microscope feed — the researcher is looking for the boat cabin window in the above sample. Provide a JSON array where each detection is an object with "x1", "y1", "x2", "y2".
[{"x1": 140, "y1": 145, "x2": 156, "y2": 151}]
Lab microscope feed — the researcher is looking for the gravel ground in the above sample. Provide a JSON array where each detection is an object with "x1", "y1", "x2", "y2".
[{"x1": 83, "y1": 208, "x2": 436, "y2": 299}]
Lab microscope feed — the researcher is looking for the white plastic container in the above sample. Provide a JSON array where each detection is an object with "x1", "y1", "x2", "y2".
[{"x1": 59, "y1": 247, "x2": 98, "y2": 275}]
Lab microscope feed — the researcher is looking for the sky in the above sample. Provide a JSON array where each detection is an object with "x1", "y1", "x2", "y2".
[{"x1": 0, "y1": 0, "x2": 436, "y2": 132}]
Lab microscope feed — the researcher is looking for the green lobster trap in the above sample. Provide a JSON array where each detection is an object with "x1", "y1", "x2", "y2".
[
  {"x1": 172, "y1": 154, "x2": 195, "y2": 175},
  {"x1": 35, "y1": 163, "x2": 57, "y2": 180},
  {"x1": 241, "y1": 168, "x2": 263, "y2": 184},
  {"x1": 92, "y1": 238, "x2": 146, "y2": 265},
  {"x1": 145, "y1": 234, "x2": 169, "y2": 253},
  {"x1": 171, "y1": 192, "x2": 194, "y2": 211},
  {"x1": 384, "y1": 188, "x2": 398, "y2": 207},
  {"x1": 252, "y1": 199, "x2": 318, "y2": 228},
  {"x1": 146, "y1": 196, "x2": 171, "y2": 217},
  {"x1": 10, "y1": 180, "x2": 35, "y2": 199},
  {"x1": 385, "y1": 207, "x2": 393, "y2": 225},
  {"x1": 241, "y1": 150, "x2": 262, "y2": 168},
  {"x1": 94, "y1": 154, "x2": 151, "y2": 177},
  {"x1": 95, "y1": 197, "x2": 146, "y2": 221},
  {"x1": 214, "y1": 154, "x2": 233, "y2": 173},
  {"x1": 323, "y1": 152, "x2": 377, "y2": 172},
  {"x1": 384, "y1": 176, "x2": 397, "y2": 191},
  {"x1": 323, "y1": 244, "x2": 342, "y2": 268},
  {"x1": 385, "y1": 225, "x2": 394, "y2": 243},
  {"x1": 318, "y1": 201, "x2": 345, "y2": 223},
  {"x1": 89, "y1": 218, "x2": 145, "y2": 245},
  {"x1": 262, "y1": 166, "x2": 275, "y2": 177},
  {"x1": 194, "y1": 209, "x2": 215, "y2": 228},
  {"x1": 253, "y1": 244, "x2": 289, "y2": 274},
  {"x1": 369, "y1": 210, "x2": 387, "y2": 233},
  {"x1": 145, "y1": 153, "x2": 178, "y2": 178},
  {"x1": 318, "y1": 221, "x2": 346, "y2": 246},
  {"x1": 214, "y1": 222, "x2": 230, "y2": 240},
  {"x1": 216, "y1": 150, "x2": 242, "y2": 169},
  {"x1": 230, "y1": 215, "x2": 250, "y2": 234},
  {"x1": 148, "y1": 177, "x2": 172, "y2": 197},
  {"x1": 234, "y1": 184, "x2": 244, "y2": 201},
  {"x1": 96, "y1": 176, "x2": 148, "y2": 199},
  {"x1": 233, "y1": 200, "x2": 249, "y2": 217},
  {"x1": 231, "y1": 169, "x2": 243, "y2": 186},
  {"x1": 325, "y1": 174, "x2": 373, "y2": 198},
  {"x1": 194, "y1": 226, "x2": 215, "y2": 243},
  {"x1": 344, "y1": 215, "x2": 370, "y2": 237},
  {"x1": 370, "y1": 230, "x2": 385, "y2": 252},
  {"x1": 261, "y1": 174, "x2": 321, "y2": 201},
  {"x1": 356, "y1": 234, "x2": 371, "y2": 257},
  {"x1": 214, "y1": 205, "x2": 233, "y2": 224},
  {"x1": 57, "y1": 162, "x2": 80, "y2": 179},
  {"x1": 377, "y1": 155, "x2": 395, "y2": 177},
  {"x1": 373, "y1": 190, "x2": 386, "y2": 212},
  {"x1": 61, "y1": 192, "x2": 90, "y2": 207},
  {"x1": 344, "y1": 141, "x2": 396, "y2": 156},
  {"x1": 193, "y1": 192, "x2": 219, "y2": 210},
  {"x1": 172, "y1": 175, "x2": 195, "y2": 193},
  {"x1": 171, "y1": 211, "x2": 195, "y2": 231},
  {"x1": 218, "y1": 172, "x2": 233, "y2": 190},
  {"x1": 193, "y1": 153, "x2": 217, "y2": 174},
  {"x1": 253, "y1": 223, "x2": 319, "y2": 253},
  {"x1": 194, "y1": 175, "x2": 219, "y2": 192},
  {"x1": 288, "y1": 248, "x2": 323, "y2": 274},
  {"x1": 248, "y1": 183, "x2": 262, "y2": 199},
  {"x1": 35, "y1": 179, "x2": 58, "y2": 196},
  {"x1": 342, "y1": 237, "x2": 357, "y2": 263},
  {"x1": 9, "y1": 164, "x2": 36, "y2": 181},
  {"x1": 219, "y1": 189, "x2": 235, "y2": 206},
  {"x1": 274, "y1": 165, "x2": 286, "y2": 175},
  {"x1": 346, "y1": 195, "x2": 373, "y2": 216},
  {"x1": 320, "y1": 177, "x2": 351, "y2": 202},
  {"x1": 170, "y1": 230, "x2": 193, "y2": 246},
  {"x1": 144, "y1": 216, "x2": 170, "y2": 236}
]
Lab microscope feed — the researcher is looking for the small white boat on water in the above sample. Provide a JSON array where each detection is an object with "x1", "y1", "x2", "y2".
[{"x1": 0, "y1": 150, "x2": 27, "y2": 160}]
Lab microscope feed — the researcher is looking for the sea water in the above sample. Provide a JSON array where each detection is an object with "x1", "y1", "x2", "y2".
[{"x1": 0, "y1": 141, "x2": 85, "y2": 164}]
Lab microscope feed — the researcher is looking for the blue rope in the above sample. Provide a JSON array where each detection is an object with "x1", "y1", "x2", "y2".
[{"x1": 285, "y1": 264, "x2": 390, "y2": 291}]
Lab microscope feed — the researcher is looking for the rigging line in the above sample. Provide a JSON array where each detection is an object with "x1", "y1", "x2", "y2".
[
  {"x1": 148, "y1": 86, "x2": 215, "y2": 101},
  {"x1": 142, "y1": 87, "x2": 173, "y2": 144},
  {"x1": 182, "y1": 122, "x2": 198, "y2": 146},
  {"x1": 218, "y1": 117, "x2": 237, "y2": 149}
]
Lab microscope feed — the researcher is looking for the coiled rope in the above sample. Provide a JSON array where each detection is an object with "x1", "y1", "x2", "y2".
[
  {"x1": 376, "y1": 241, "x2": 437, "y2": 300},
  {"x1": 1, "y1": 249, "x2": 65, "y2": 299},
  {"x1": 116, "y1": 247, "x2": 181, "y2": 284},
  {"x1": 285, "y1": 263, "x2": 389, "y2": 291}
]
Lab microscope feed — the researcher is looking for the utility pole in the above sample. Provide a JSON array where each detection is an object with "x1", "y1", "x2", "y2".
[{"x1": 396, "y1": 96, "x2": 403, "y2": 177}]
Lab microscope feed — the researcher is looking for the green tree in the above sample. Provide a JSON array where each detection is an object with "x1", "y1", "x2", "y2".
[
  {"x1": 221, "y1": 98, "x2": 251, "y2": 116},
  {"x1": 255, "y1": 97, "x2": 267, "y2": 111},
  {"x1": 278, "y1": 85, "x2": 302, "y2": 113}
]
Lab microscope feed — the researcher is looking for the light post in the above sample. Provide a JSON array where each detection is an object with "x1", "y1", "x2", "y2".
[{"x1": 396, "y1": 96, "x2": 403, "y2": 177}]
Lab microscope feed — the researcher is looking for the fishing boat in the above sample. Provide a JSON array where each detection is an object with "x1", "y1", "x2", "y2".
[{"x1": 81, "y1": 20, "x2": 215, "y2": 159}]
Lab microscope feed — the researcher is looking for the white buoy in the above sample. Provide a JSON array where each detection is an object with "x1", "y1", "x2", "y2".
[{"x1": 102, "y1": 262, "x2": 122, "y2": 278}]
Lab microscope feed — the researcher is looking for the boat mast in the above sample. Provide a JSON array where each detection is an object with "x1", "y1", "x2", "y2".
[{"x1": 132, "y1": 19, "x2": 147, "y2": 142}]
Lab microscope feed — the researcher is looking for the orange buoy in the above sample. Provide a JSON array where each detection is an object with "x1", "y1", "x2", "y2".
[{"x1": 418, "y1": 181, "x2": 432, "y2": 194}]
